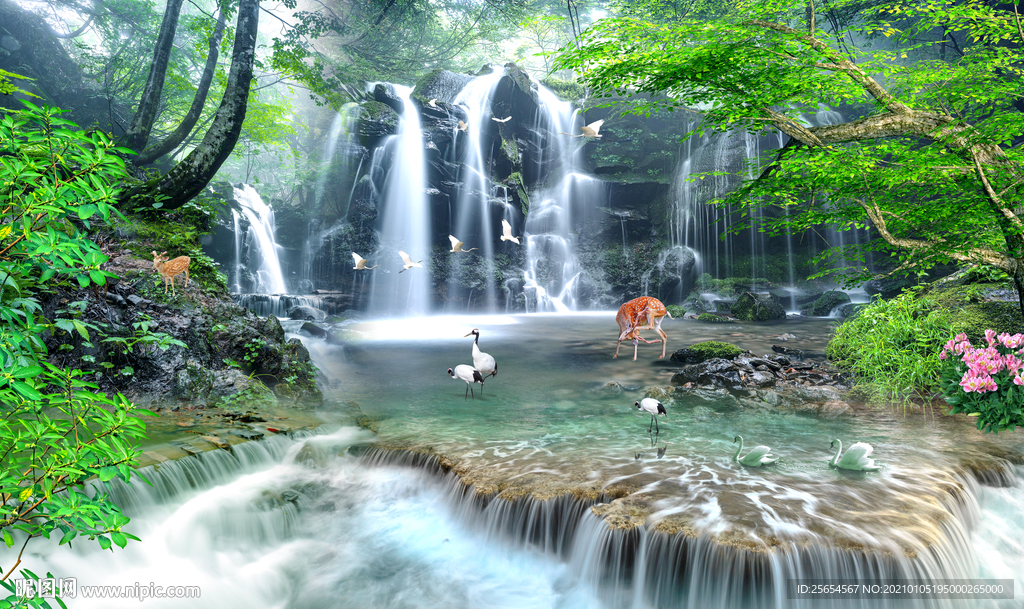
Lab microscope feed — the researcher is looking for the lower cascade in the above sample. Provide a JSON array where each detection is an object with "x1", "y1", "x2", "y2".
[{"x1": 22, "y1": 427, "x2": 1023, "y2": 609}]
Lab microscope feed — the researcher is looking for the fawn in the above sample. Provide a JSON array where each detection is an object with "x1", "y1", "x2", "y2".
[
  {"x1": 614, "y1": 296, "x2": 672, "y2": 360},
  {"x1": 151, "y1": 251, "x2": 191, "y2": 296}
]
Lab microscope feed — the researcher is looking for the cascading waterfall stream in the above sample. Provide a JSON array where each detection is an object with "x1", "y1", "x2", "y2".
[
  {"x1": 522, "y1": 85, "x2": 606, "y2": 312},
  {"x1": 366, "y1": 84, "x2": 432, "y2": 316},
  {"x1": 233, "y1": 184, "x2": 287, "y2": 295},
  {"x1": 23, "y1": 427, "x2": 1024, "y2": 609},
  {"x1": 449, "y1": 68, "x2": 508, "y2": 311}
]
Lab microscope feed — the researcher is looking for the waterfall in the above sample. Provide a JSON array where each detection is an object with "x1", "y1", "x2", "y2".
[
  {"x1": 233, "y1": 184, "x2": 287, "y2": 295},
  {"x1": 448, "y1": 68, "x2": 508, "y2": 311},
  {"x1": 366, "y1": 84, "x2": 432, "y2": 316},
  {"x1": 21, "y1": 430, "x2": 1023, "y2": 608},
  {"x1": 522, "y1": 85, "x2": 607, "y2": 312}
]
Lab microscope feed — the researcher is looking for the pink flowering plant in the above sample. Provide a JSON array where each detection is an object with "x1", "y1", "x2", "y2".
[{"x1": 938, "y1": 330, "x2": 1024, "y2": 432}]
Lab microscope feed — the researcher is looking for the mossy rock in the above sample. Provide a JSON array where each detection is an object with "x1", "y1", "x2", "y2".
[
  {"x1": 670, "y1": 340, "x2": 744, "y2": 364},
  {"x1": 811, "y1": 290, "x2": 851, "y2": 316},
  {"x1": 666, "y1": 305, "x2": 686, "y2": 318},
  {"x1": 731, "y1": 292, "x2": 786, "y2": 321},
  {"x1": 696, "y1": 313, "x2": 732, "y2": 323}
]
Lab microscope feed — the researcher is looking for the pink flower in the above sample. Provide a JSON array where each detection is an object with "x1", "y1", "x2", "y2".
[
  {"x1": 961, "y1": 376, "x2": 982, "y2": 393},
  {"x1": 986, "y1": 329, "x2": 997, "y2": 347},
  {"x1": 1001, "y1": 333, "x2": 1024, "y2": 349},
  {"x1": 956, "y1": 333, "x2": 968, "y2": 342},
  {"x1": 1013, "y1": 375, "x2": 1024, "y2": 386},
  {"x1": 940, "y1": 351, "x2": 948, "y2": 360}
]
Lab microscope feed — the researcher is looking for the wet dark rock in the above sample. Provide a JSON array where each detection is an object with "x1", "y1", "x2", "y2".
[
  {"x1": 412, "y1": 68, "x2": 474, "y2": 104},
  {"x1": 810, "y1": 290, "x2": 851, "y2": 316},
  {"x1": 287, "y1": 305, "x2": 326, "y2": 321},
  {"x1": 230, "y1": 429, "x2": 265, "y2": 440},
  {"x1": 731, "y1": 292, "x2": 787, "y2": 321},
  {"x1": 373, "y1": 83, "x2": 405, "y2": 114},
  {"x1": 356, "y1": 101, "x2": 399, "y2": 147},
  {"x1": 300, "y1": 322, "x2": 328, "y2": 338}
]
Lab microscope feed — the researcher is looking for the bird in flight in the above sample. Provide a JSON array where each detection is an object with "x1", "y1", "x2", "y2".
[
  {"x1": 352, "y1": 252, "x2": 379, "y2": 270},
  {"x1": 428, "y1": 98, "x2": 438, "y2": 108},
  {"x1": 458, "y1": 120, "x2": 468, "y2": 132},
  {"x1": 491, "y1": 116, "x2": 512, "y2": 123},
  {"x1": 449, "y1": 235, "x2": 478, "y2": 253},
  {"x1": 560, "y1": 119, "x2": 604, "y2": 138},
  {"x1": 500, "y1": 219, "x2": 520, "y2": 245},
  {"x1": 398, "y1": 250, "x2": 423, "y2": 273}
]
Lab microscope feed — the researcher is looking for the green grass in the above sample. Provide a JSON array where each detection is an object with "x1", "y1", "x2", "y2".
[{"x1": 827, "y1": 291, "x2": 953, "y2": 404}]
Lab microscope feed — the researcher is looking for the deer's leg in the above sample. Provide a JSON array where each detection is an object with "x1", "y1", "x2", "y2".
[
  {"x1": 654, "y1": 317, "x2": 668, "y2": 358},
  {"x1": 632, "y1": 338, "x2": 639, "y2": 361},
  {"x1": 184, "y1": 268, "x2": 190, "y2": 288},
  {"x1": 614, "y1": 339, "x2": 621, "y2": 359}
]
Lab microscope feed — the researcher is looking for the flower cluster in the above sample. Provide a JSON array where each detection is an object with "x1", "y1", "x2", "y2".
[{"x1": 939, "y1": 330, "x2": 1024, "y2": 393}]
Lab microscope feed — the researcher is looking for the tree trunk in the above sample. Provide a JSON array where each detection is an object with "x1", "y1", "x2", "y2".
[
  {"x1": 122, "y1": 0, "x2": 260, "y2": 210},
  {"x1": 121, "y1": 0, "x2": 185, "y2": 154},
  {"x1": 134, "y1": 8, "x2": 227, "y2": 166}
]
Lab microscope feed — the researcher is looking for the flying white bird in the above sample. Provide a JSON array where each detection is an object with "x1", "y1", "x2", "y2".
[
  {"x1": 560, "y1": 119, "x2": 605, "y2": 138},
  {"x1": 500, "y1": 219, "x2": 520, "y2": 245},
  {"x1": 634, "y1": 398, "x2": 667, "y2": 434},
  {"x1": 428, "y1": 98, "x2": 438, "y2": 108},
  {"x1": 449, "y1": 235, "x2": 478, "y2": 253},
  {"x1": 464, "y1": 328, "x2": 496, "y2": 380},
  {"x1": 458, "y1": 120, "x2": 468, "y2": 132},
  {"x1": 828, "y1": 439, "x2": 881, "y2": 471},
  {"x1": 491, "y1": 116, "x2": 512, "y2": 123},
  {"x1": 398, "y1": 250, "x2": 423, "y2": 273},
  {"x1": 351, "y1": 252, "x2": 378, "y2": 270},
  {"x1": 448, "y1": 365, "x2": 484, "y2": 400},
  {"x1": 732, "y1": 436, "x2": 779, "y2": 467}
]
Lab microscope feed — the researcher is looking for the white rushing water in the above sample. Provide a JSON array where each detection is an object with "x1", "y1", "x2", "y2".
[
  {"x1": 366, "y1": 84, "x2": 432, "y2": 316},
  {"x1": 18, "y1": 429, "x2": 1024, "y2": 609},
  {"x1": 233, "y1": 184, "x2": 287, "y2": 295}
]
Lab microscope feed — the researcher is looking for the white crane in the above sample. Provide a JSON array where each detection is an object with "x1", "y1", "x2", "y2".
[
  {"x1": 448, "y1": 365, "x2": 484, "y2": 400},
  {"x1": 828, "y1": 439, "x2": 881, "y2": 471},
  {"x1": 398, "y1": 250, "x2": 423, "y2": 273},
  {"x1": 500, "y1": 219, "x2": 520, "y2": 245},
  {"x1": 351, "y1": 252, "x2": 379, "y2": 270},
  {"x1": 491, "y1": 116, "x2": 512, "y2": 123},
  {"x1": 634, "y1": 398, "x2": 667, "y2": 433},
  {"x1": 449, "y1": 235, "x2": 478, "y2": 253},
  {"x1": 464, "y1": 328, "x2": 497, "y2": 380},
  {"x1": 732, "y1": 436, "x2": 779, "y2": 467},
  {"x1": 559, "y1": 119, "x2": 604, "y2": 138}
]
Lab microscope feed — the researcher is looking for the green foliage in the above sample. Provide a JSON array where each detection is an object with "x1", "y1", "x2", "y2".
[
  {"x1": 0, "y1": 102, "x2": 154, "y2": 600},
  {"x1": 827, "y1": 292, "x2": 953, "y2": 403},
  {"x1": 540, "y1": 77, "x2": 586, "y2": 101},
  {"x1": 242, "y1": 338, "x2": 267, "y2": 365},
  {"x1": 555, "y1": 0, "x2": 1024, "y2": 291},
  {"x1": 665, "y1": 305, "x2": 686, "y2": 318},
  {"x1": 687, "y1": 340, "x2": 743, "y2": 359}
]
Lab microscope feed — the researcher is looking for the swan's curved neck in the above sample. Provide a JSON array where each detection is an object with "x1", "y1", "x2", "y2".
[
  {"x1": 733, "y1": 437, "x2": 743, "y2": 462},
  {"x1": 830, "y1": 440, "x2": 842, "y2": 466}
]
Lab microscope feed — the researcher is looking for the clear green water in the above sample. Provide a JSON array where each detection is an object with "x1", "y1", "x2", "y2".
[{"x1": 302, "y1": 313, "x2": 1024, "y2": 550}]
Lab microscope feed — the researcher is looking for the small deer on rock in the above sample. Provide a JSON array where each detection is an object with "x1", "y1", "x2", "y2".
[{"x1": 152, "y1": 251, "x2": 191, "y2": 296}]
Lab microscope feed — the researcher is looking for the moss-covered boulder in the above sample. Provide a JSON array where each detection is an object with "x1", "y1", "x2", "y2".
[
  {"x1": 696, "y1": 313, "x2": 732, "y2": 323},
  {"x1": 670, "y1": 340, "x2": 744, "y2": 364},
  {"x1": 811, "y1": 290, "x2": 851, "y2": 316},
  {"x1": 411, "y1": 68, "x2": 473, "y2": 104},
  {"x1": 356, "y1": 101, "x2": 399, "y2": 148},
  {"x1": 731, "y1": 292, "x2": 786, "y2": 321}
]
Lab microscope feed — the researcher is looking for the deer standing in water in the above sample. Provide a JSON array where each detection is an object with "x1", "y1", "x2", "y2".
[
  {"x1": 614, "y1": 296, "x2": 672, "y2": 360},
  {"x1": 151, "y1": 251, "x2": 191, "y2": 296}
]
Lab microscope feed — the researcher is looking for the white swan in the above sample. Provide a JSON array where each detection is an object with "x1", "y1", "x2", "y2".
[
  {"x1": 828, "y1": 439, "x2": 881, "y2": 471},
  {"x1": 732, "y1": 435, "x2": 778, "y2": 466}
]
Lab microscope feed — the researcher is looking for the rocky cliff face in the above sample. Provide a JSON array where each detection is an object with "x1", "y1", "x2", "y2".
[{"x1": 42, "y1": 252, "x2": 322, "y2": 409}]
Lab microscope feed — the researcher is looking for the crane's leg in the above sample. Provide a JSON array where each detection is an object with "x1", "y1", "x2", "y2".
[
  {"x1": 648, "y1": 415, "x2": 654, "y2": 433},
  {"x1": 465, "y1": 384, "x2": 470, "y2": 400}
]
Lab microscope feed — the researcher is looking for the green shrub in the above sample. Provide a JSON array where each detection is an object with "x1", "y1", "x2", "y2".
[
  {"x1": 696, "y1": 313, "x2": 732, "y2": 323},
  {"x1": 827, "y1": 292, "x2": 953, "y2": 403}
]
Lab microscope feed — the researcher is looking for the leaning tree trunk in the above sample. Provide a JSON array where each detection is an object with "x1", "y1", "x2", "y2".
[
  {"x1": 121, "y1": 0, "x2": 185, "y2": 154},
  {"x1": 134, "y1": 7, "x2": 227, "y2": 166},
  {"x1": 122, "y1": 0, "x2": 259, "y2": 210}
]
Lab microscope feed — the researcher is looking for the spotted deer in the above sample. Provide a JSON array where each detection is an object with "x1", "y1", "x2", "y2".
[
  {"x1": 614, "y1": 296, "x2": 672, "y2": 360},
  {"x1": 151, "y1": 251, "x2": 191, "y2": 296}
]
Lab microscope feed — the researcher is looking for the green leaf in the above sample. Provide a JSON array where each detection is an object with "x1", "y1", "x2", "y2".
[{"x1": 76, "y1": 203, "x2": 98, "y2": 220}]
